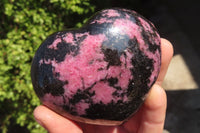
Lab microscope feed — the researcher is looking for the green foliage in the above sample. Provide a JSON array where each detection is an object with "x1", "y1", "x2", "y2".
[{"x1": 0, "y1": 0, "x2": 95, "y2": 132}]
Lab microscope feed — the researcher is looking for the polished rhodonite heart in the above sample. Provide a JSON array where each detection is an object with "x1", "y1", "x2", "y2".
[{"x1": 31, "y1": 8, "x2": 161, "y2": 125}]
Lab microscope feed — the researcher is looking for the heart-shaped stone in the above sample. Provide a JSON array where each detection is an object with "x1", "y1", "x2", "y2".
[{"x1": 31, "y1": 8, "x2": 161, "y2": 125}]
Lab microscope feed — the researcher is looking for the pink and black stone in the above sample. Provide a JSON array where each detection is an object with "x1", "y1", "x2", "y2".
[{"x1": 31, "y1": 8, "x2": 161, "y2": 125}]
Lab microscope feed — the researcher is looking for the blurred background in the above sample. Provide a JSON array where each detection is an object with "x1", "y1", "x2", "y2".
[{"x1": 0, "y1": 0, "x2": 199, "y2": 132}]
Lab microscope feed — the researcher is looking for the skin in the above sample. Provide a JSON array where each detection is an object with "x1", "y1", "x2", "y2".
[{"x1": 34, "y1": 38, "x2": 173, "y2": 133}]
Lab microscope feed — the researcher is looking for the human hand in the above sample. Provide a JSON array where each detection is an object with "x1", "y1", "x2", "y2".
[{"x1": 34, "y1": 38, "x2": 173, "y2": 133}]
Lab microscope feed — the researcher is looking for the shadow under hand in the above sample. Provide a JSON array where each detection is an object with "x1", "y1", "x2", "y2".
[{"x1": 165, "y1": 89, "x2": 200, "y2": 133}]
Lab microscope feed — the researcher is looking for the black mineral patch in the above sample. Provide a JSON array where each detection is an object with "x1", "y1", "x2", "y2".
[
  {"x1": 31, "y1": 63, "x2": 65, "y2": 97},
  {"x1": 102, "y1": 48, "x2": 121, "y2": 66},
  {"x1": 83, "y1": 99, "x2": 140, "y2": 121},
  {"x1": 107, "y1": 77, "x2": 118, "y2": 86}
]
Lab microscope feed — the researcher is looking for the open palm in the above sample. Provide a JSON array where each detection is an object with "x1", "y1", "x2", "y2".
[{"x1": 34, "y1": 38, "x2": 173, "y2": 133}]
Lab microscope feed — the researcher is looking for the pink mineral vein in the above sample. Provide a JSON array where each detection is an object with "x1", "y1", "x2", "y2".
[
  {"x1": 106, "y1": 50, "x2": 133, "y2": 90},
  {"x1": 42, "y1": 93, "x2": 66, "y2": 106},
  {"x1": 44, "y1": 33, "x2": 134, "y2": 105},
  {"x1": 138, "y1": 17, "x2": 154, "y2": 34},
  {"x1": 48, "y1": 38, "x2": 61, "y2": 49},
  {"x1": 75, "y1": 101, "x2": 90, "y2": 115},
  {"x1": 91, "y1": 18, "x2": 113, "y2": 24},
  {"x1": 138, "y1": 17, "x2": 161, "y2": 46},
  {"x1": 91, "y1": 82, "x2": 116, "y2": 104},
  {"x1": 147, "y1": 49, "x2": 161, "y2": 86},
  {"x1": 63, "y1": 33, "x2": 74, "y2": 44},
  {"x1": 125, "y1": 13, "x2": 130, "y2": 19},
  {"x1": 113, "y1": 19, "x2": 144, "y2": 43},
  {"x1": 75, "y1": 32, "x2": 89, "y2": 38},
  {"x1": 52, "y1": 34, "x2": 108, "y2": 96},
  {"x1": 103, "y1": 9, "x2": 121, "y2": 17},
  {"x1": 113, "y1": 17, "x2": 161, "y2": 88}
]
